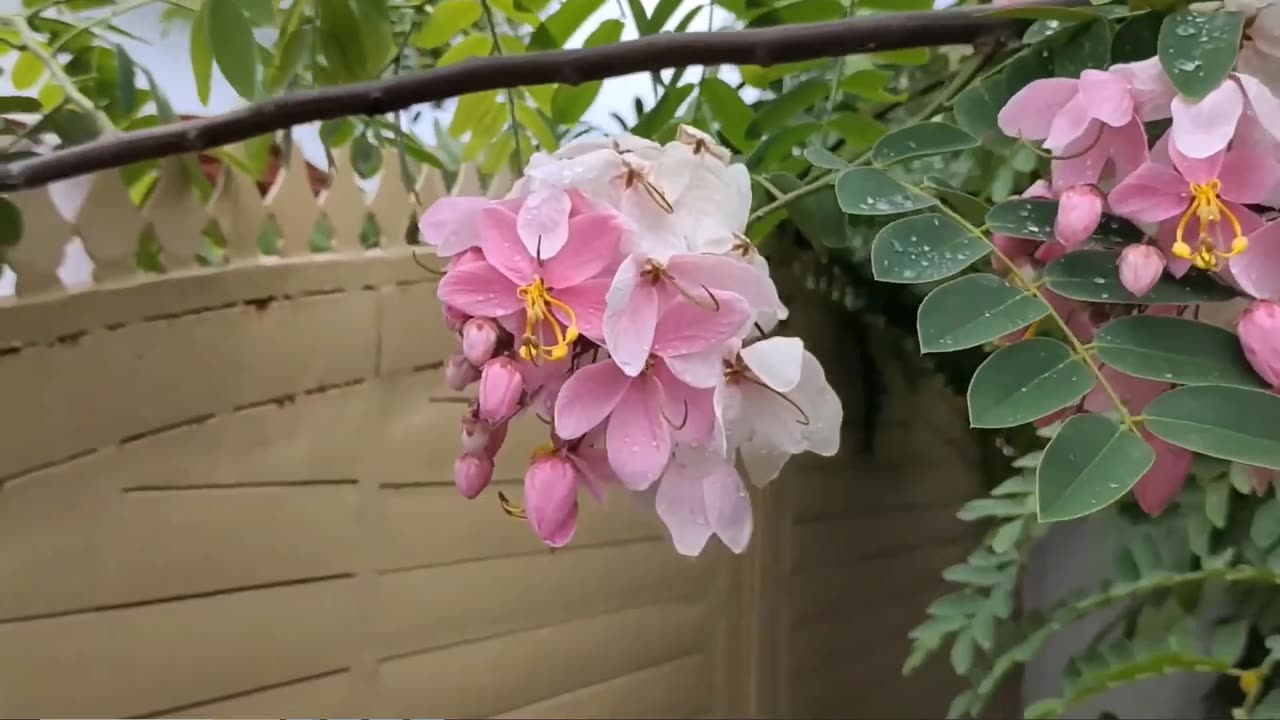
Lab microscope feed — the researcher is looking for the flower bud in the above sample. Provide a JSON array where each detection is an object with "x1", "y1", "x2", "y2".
[
  {"x1": 461, "y1": 414, "x2": 491, "y2": 456},
  {"x1": 524, "y1": 454, "x2": 579, "y2": 547},
  {"x1": 445, "y1": 352, "x2": 480, "y2": 391},
  {"x1": 1238, "y1": 300, "x2": 1280, "y2": 389},
  {"x1": 486, "y1": 420, "x2": 510, "y2": 457},
  {"x1": 1118, "y1": 245, "x2": 1166, "y2": 297},
  {"x1": 991, "y1": 233, "x2": 1038, "y2": 272},
  {"x1": 1054, "y1": 185, "x2": 1103, "y2": 248},
  {"x1": 478, "y1": 356, "x2": 524, "y2": 423},
  {"x1": 462, "y1": 318, "x2": 500, "y2": 366},
  {"x1": 453, "y1": 453, "x2": 494, "y2": 499},
  {"x1": 442, "y1": 304, "x2": 469, "y2": 333}
]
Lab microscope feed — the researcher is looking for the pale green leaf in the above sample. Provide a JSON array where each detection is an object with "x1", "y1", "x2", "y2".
[
  {"x1": 190, "y1": 0, "x2": 214, "y2": 105},
  {"x1": 439, "y1": 34, "x2": 493, "y2": 67},
  {"x1": 871, "y1": 213, "x2": 989, "y2": 283},
  {"x1": 1158, "y1": 9, "x2": 1244, "y2": 101},
  {"x1": 917, "y1": 274, "x2": 1049, "y2": 353},
  {"x1": 1145, "y1": 385, "x2": 1280, "y2": 470},
  {"x1": 529, "y1": 0, "x2": 606, "y2": 50},
  {"x1": 1037, "y1": 413, "x2": 1155, "y2": 522},
  {"x1": 415, "y1": 0, "x2": 483, "y2": 49},
  {"x1": 968, "y1": 338, "x2": 1094, "y2": 429},
  {"x1": 209, "y1": 0, "x2": 260, "y2": 99}
]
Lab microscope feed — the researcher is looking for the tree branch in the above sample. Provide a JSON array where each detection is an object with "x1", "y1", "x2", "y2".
[{"x1": 0, "y1": 0, "x2": 1086, "y2": 192}]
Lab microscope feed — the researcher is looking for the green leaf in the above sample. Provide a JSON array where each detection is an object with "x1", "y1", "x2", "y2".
[
  {"x1": 952, "y1": 82, "x2": 1007, "y2": 147},
  {"x1": 1205, "y1": 479, "x2": 1230, "y2": 529},
  {"x1": 190, "y1": 0, "x2": 214, "y2": 105},
  {"x1": 1254, "y1": 500, "x2": 1280, "y2": 549},
  {"x1": 1112, "y1": 11, "x2": 1164, "y2": 64},
  {"x1": 872, "y1": 48, "x2": 931, "y2": 66},
  {"x1": 748, "y1": 0, "x2": 843, "y2": 26},
  {"x1": 1045, "y1": 250, "x2": 1240, "y2": 305},
  {"x1": 1158, "y1": 9, "x2": 1244, "y2": 101},
  {"x1": 871, "y1": 213, "x2": 989, "y2": 284},
  {"x1": 113, "y1": 45, "x2": 137, "y2": 118},
  {"x1": 1094, "y1": 315, "x2": 1264, "y2": 389},
  {"x1": 1211, "y1": 620, "x2": 1249, "y2": 663},
  {"x1": 917, "y1": 274, "x2": 1049, "y2": 353},
  {"x1": 632, "y1": 83, "x2": 694, "y2": 139},
  {"x1": 748, "y1": 78, "x2": 828, "y2": 136},
  {"x1": 1254, "y1": 691, "x2": 1280, "y2": 720},
  {"x1": 957, "y1": 497, "x2": 1032, "y2": 521},
  {"x1": 321, "y1": 118, "x2": 356, "y2": 147},
  {"x1": 968, "y1": 338, "x2": 1094, "y2": 429},
  {"x1": 0, "y1": 197, "x2": 22, "y2": 249},
  {"x1": 647, "y1": 0, "x2": 683, "y2": 31},
  {"x1": 11, "y1": 52, "x2": 44, "y2": 91},
  {"x1": 986, "y1": 5, "x2": 1101, "y2": 21},
  {"x1": 927, "y1": 592, "x2": 986, "y2": 617},
  {"x1": 951, "y1": 630, "x2": 976, "y2": 674},
  {"x1": 871, "y1": 122, "x2": 978, "y2": 166},
  {"x1": 991, "y1": 518, "x2": 1026, "y2": 553},
  {"x1": 992, "y1": 475, "x2": 1036, "y2": 496},
  {"x1": 744, "y1": 122, "x2": 820, "y2": 169},
  {"x1": 438, "y1": 34, "x2": 492, "y2": 67},
  {"x1": 266, "y1": 25, "x2": 312, "y2": 94},
  {"x1": 1037, "y1": 413, "x2": 1155, "y2": 522},
  {"x1": 1145, "y1": 385, "x2": 1280, "y2": 470},
  {"x1": 209, "y1": 0, "x2": 260, "y2": 100},
  {"x1": 415, "y1": 0, "x2": 483, "y2": 49},
  {"x1": 317, "y1": 0, "x2": 391, "y2": 82},
  {"x1": 943, "y1": 563, "x2": 1008, "y2": 586},
  {"x1": 923, "y1": 177, "x2": 991, "y2": 227},
  {"x1": 803, "y1": 147, "x2": 847, "y2": 170},
  {"x1": 1052, "y1": 18, "x2": 1112, "y2": 77},
  {"x1": 0, "y1": 96, "x2": 41, "y2": 113},
  {"x1": 529, "y1": 0, "x2": 605, "y2": 50},
  {"x1": 549, "y1": 19, "x2": 624, "y2": 125},
  {"x1": 767, "y1": 173, "x2": 849, "y2": 249},
  {"x1": 828, "y1": 112, "x2": 887, "y2": 152},
  {"x1": 700, "y1": 77, "x2": 753, "y2": 151},
  {"x1": 351, "y1": 133, "x2": 382, "y2": 178},
  {"x1": 839, "y1": 68, "x2": 905, "y2": 103},
  {"x1": 985, "y1": 199, "x2": 1143, "y2": 245},
  {"x1": 835, "y1": 168, "x2": 936, "y2": 216}
]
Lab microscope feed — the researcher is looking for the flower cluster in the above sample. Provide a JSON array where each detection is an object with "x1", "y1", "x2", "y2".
[
  {"x1": 993, "y1": 9, "x2": 1280, "y2": 515},
  {"x1": 419, "y1": 126, "x2": 842, "y2": 556}
]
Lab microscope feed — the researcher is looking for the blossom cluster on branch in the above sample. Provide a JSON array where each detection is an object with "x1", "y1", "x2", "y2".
[{"x1": 418, "y1": 126, "x2": 842, "y2": 555}]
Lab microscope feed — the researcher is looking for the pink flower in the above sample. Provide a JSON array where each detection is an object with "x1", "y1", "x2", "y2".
[
  {"x1": 1118, "y1": 244, "x2": 1167, "y2": 297},
  {"x1": 478, "y1": 357, "x2": 524, "y2": 423},
  {"x1": 1055, "y1": 185, "x2": 1104, "y2": 247},
  {"x1": 461, "y1": 318, "x2": 500, "y2": 366},
  {"x1": 1238, "y1": 300, "x2": 1280, "y2": 388},
  {"x1": 1108, "y1": 134, "x2": 1277, "y2": 294},
  {"x1": 442, "y1": 303, "x2": 469, "y2": 333},
  {"x1": 437, "y1": 198, "x2": 625, "y2": 361},
  {"x1": 445, "y1": 352, "x2": 480, "y2": 391},
  {"x1": 454, "y1": 454, "x2": 494, "y2": 499},
  {"x1": 460, "y1": 410, "x2": 507, "y2": 458},
  {"x1": 1084, "y1": 365, "x2": 1169, "y2": 415},
  {"x1": 655, "y1": 446, "x2": 754, "y2": 555},
  {"x1": 998, "y1": 69, "x2": 1149, "y2": 190},
  {"x1": 418, "y1": 196, "x2": 494, "y2": 256},
  {"x1": 1133, "y1": 429, "x2": 1193, "y2": 516},
  {"x1": 524, "y1": 453, "x2": 579, "y2": 547},
  {"x1": 603, "y1": 253, "x2": 777, "y2": 377}
]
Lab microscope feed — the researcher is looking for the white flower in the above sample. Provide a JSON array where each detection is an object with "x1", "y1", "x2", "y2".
[{"x1": 655, "y1": 445, "x2": 753, "y2": 556}]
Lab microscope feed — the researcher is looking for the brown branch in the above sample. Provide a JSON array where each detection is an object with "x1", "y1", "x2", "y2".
[{"x1": 0, "y1": 0, "x2": 1086, "y2": 192}]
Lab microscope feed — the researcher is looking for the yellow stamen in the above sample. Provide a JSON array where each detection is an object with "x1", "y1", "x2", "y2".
[
  {"x1": 498, "y1": 491, "x2": 527, "y2": 519},
  {"x1": 1172, "y1": 178, "x2": 1249, "y2": 272},
  {"x1": 516, "y1": 277, "x2": 579, "y2": 362}
]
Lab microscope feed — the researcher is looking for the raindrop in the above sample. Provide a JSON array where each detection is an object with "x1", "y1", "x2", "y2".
[
  {"x1": 1092, "y1": 277, "x2": 1106, "y2": 285},
  {"x1": 1175, "y1": 24, "x2": 1196, "y2": 37}
]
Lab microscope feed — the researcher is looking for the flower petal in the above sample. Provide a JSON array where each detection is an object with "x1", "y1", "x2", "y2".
[
  {"x1": 1239, "y1": 72, "x2": 1280, "y2": 145},
  {"x1": 541, "y1": 211, "x2": 624, "y2": 288},
  {"x1": 517, "y1": 186, "x2": 572, "y2": 260},
  {"x1": 437, "y1": 260, "x2": 523, "y2": 317},
  {"x1": 654, "y1": 360, "x2": 716, "y2": 447},
  {"x1": 1107, "y1": 162, "x2": 1191, "y2": 224},
  {"x1": 740, "y1": 336, "x2": 805, "y2": 392},
  {"x1": 606, "y1": 375, "x2": 672, "y2": 490},
  {"x1": 1230, "y1": 217, "x2": 1280, "y2": 300},
  {"x1": 478, "y1": 206, "x2": 536, "y2": 285},
  {"x1": 417, "y1": 196, "x2": 491, "y2": 256},
  {"x1": 1110, "y1": 58, "x2": 1177, "y2": 121},
  {"x1": 663, "y1": 252, "x2": 787, "y2": 318},
  {"x1": 554, "y1": 360, "x2": 632, "y2": 440},
  {"x1": 703, "y1": 455, "x2": 753, "y2": 553},
  {"x1": 1169, "y1": 143, "x2": 1225, "y2": 185},
  {"x1": 1078, "y1": 69, "x2": 1135, "y2": 127},
  {"x1": 1044, "y1": 96, "x2": 1096, "y2": 153},
  {"x1": 1218, "y1": 147, "x2": 1280, "y2": 205},
  {"x1": 651, "y1": 290, "x2": 751, "y2": 358},
  {"x1": 552, "y1": 277, "x2": 610, "y2": 342},
  {"x1": 1133, "y1": 429, "x2": 1193, "y2": 516},
  {"x1": 793, "y1": 349, "x2": 843, "y2": 457},
  {"x1": 663, "y1": 346, "x2": 728, "y2": 389},
  {"x1": 997, "y1": 78, "x2": 1080, "y2": 141},
  {"x1": 604, "y1": 256, "x2": 660, "y2": 377},
  {"x1": 739, "y1": 440, "x2": 793, "y2": 488},
  {"x1": 1171, "y1": 81, "x2": 1243, "y2": 159},
  {"x1": 654, "y1": 450, "x2": 713, "y2": 556}
]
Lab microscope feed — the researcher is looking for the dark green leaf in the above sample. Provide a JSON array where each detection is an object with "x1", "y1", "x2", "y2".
[
  {"x1": 1052, "y1": 18, "x2": 1112, "y2": 77},
  {"x1": 839, "y1": 68, "x2": 905, "y2": 103},
  {"x1": 835, "y1": 168, "x2": 936, "y2": 216},
  {"x1": 647, "y1": 0, "x2": 683, "y2": 31},
  {"x1": 871, "y1": 213, "x2": 989, "y2": 283},
  {"x1": 748, "y1": 0, "x2": 843, "y2": 26},
  {"x1": 320, "y1": 118, "x2": 356, "y2": 147},
  {"x1": 1045, "y1": 250, "x2": 1240, "y2": 305},
  {"x1": 1205, "y1": 479, "x2": 1230, "y2": 529},
  {"x1": 0, "y1": 96, "x2": 42, "y2": 113},
  {"x1": 700, "y1": 77, "x2": 753, "y2": 151},
  {"x1": 266, "y1": 25, "x2": 312, "y2": 94},
  {"x1": 1094, "y1": 315, "x2": 1264, "y2": 389},
  {"x1": 1210, "y1": 620, "x2": 1249, "y2": 663},
  {"x1": 943, "y1": 562, "x2": 1008, "y2": 586},
  {"x1": 992, "y1": 474, "x2": 1036, "y2": 496},
  {"x1": 1038, "y1": 413, "x2": 1155, "y2": 522},
  {"x1": 917, "y1": 274, "x2": 1049, "y2": 353},
  {"x1": 351, "y1": 134, "x2": 382, "y2": 178},
  {"x1": 986, "y1": 5, "x2": 1101, "y2": 21},
  {"x1": 968, "y1": 338, "x2": 1095, "y2": 429},
  {"x1": 208, "y1": 0, "x2": 260, "y2": 99},
  {"x1": 415, "y1": 0, "x2": 483, "y2": 49},
  {"x1": 1252, "y1": 501, "x2": 1280, "y2": 548},
  {"x1": 748, "y1": 78, "x2": 828, "y2": 136},
  {"x1": 985, "y1": 199, "x2": 1143, "y2": 244},
  {"x1": 923, "y1": 177, "x2": 991, "y2": 226},
  {"x1": 632, "y1": 83, "x2": 694, "y2": 139},
  {"x1": 529, "y1": 0, "x2": 606, "y2": 50},
  {"x1": 803, "y1": 146, "x2": 847, "y2": 170},
  {"x1": 1145, "y1": 386, "x2": 1280, "y2": 470},
  {"x1": 827, "y1": 112, "x2": 887, "y2": 152},
  {"x1": 0, "y1": 197, "x2": 21, "y2": 248},
  {"x1": 112, "y1": 45, "x2": 137, "y2": 118},
  {"x1": 1112, "y1": 11, "x2": 1164, "y2": 64},
  {"x1": 1158, "y1": 9, "x2": 1244, "y2": 101},
  {"x1": 627, "y1": 0, "x2": 652, "y2": 33},
  {"x1": 952, "y1": 82, "x2": 1007, "y2": 147},
  {"x1": 871, "y1": 122, "x2": 978, "y2": 166},
  {"x1": 768, "y1": 173, "x2": 849, "y2": 249},
  {"x1": 927, "y1": 592, "x2": 986, "y2": 617}
]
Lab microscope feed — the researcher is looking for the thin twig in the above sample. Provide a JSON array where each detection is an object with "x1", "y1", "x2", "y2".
[{"x1": 0, "y1": 0, "x2": 1085, "y2": 192}]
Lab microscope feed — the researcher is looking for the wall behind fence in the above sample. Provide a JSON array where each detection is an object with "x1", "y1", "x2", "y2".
[{"x1": 0, "y1": 148, "x2": 996, "y2": 718}]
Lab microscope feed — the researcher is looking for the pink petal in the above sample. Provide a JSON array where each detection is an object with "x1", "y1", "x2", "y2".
[
  {"x1": 1107, "y1": 162, "x2": 1191, "y2": 224},
  {"x1": 652, "y1": 290, "x2": 751, "y2": 358},
  {"x1": 654, "y1": 451, "x2": 713, "y2": 556},
  {"x1": 606, "y1": 375, "x2": 672, "y2": 490},
  {"x1": 1045, "y1": 96, "x2": 1096, "y2": 153},
  {"x1": 604, "y1": 257, "x2": 660, "y2": 377},
  {"x1": 997, "y1": 78, "x2": 1080, "y2": 141},
  {"x1": 568, "y1": 445, "x2": 613, "y2": 503},
  {"x1": 478, "y1": 206, "x2": 536, "y2": 286},
  {"x1": 541, "y1": 211, "x2": 624, "y2": 288},
  {"x1": 553, "y1": 360, "x2": 633, "y2": 440},
  {"x1": 1169, "y1": 143, "x2": 1225, "y2": 185},
  {"x1": 1170, "y1": 81, "x2": 1243, "y2": 159},
  {"x1": 1230, "y1": 217, "x2": 1280, "y2": 300},
  {"x1": 654, "y1": 360, "x2": 715, "y2": 447},
  {"x1": 552, "y1": 277, "x2": 610, "y2": 342},
  {"x1": 664, "y1": 253, "x2": 786, "y2": 319},
  {"x1": 1078, "y1": 69, "x2": 1135, "y2": 127},
  {"x1": 704, "y1": 456, "x2": 753, "y2": 554},
  {"x1": 517, "y1": 187, "x2": 571, "y2": 260},
  {"x1": 1051, "y1": 128, "x2": 1110, "y2": 191},
  {"x1": 1105, "y1": 118, "x2": 1151, "y2": 182},
  {"x1": 417, "y1": 196, "x2": 491, "y2": 256},
  {"x1": 662, "y1": 346, "x2": 728, "y2": 389},
  {"x1": 1219, "y1": 147, "x2": 1280, "y2": 205},
  {"x1": 1133, "y1": 430, "x2": 1193, "y2": 516},
  {"x1": 1154, "y1": 219, "x2": 1194, "y2": 278},
  {"x1": 1239, "y1": 73, "x2": 1280, "y2": 146},
  {"x1": 437, "y1": 260, "x2": 523, "y2": 317},
  {"x1": 1110, "y1": 58, "x2": 1177, "y2": 121}
]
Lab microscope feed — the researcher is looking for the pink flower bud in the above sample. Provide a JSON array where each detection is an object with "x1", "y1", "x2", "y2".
[
  {"x1": 445, "y1": 352, "x2": 480, "y2": 391},
  {"x1": 461, "y1": 414, "x2": 491, "y2": 455},
  {"x1": 462, "y1": 318, "x2": 500, "y2": 366},
  {"x1": 486, "y1": 420, "x2": 509, "y2": 457},
  {"x1": 524, "y1": 454, "x2": 579, "y2": 547},
  {"x1": 1054, "y1": 185, "x2": 1103, "y2": 248},
  {"x1": 442, "y1": 304, "x2": 469, "y2": 333},
  {"x1": 991, "y1": 234, "x2": 1038, "y2": 272},
  {"x1": 1238, "y1": 300, "x2": 1280, "y2": 389},
  {"x1": 453, "y1": 453, "x2": 493, "y2": 499},
  {"x1": 1118, "y1": 244, "x2": 1166, "y2": 297},
  {"x1": 478, "y1": 356, "x2": 524, "y2": 423}
]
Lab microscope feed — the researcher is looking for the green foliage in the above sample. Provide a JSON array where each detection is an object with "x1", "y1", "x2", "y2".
[
  {"x1": 1093, "y1": 316, "x2": 1266, "y2": 389},
  {"x1": 1157, "y1": 9, "x2": 1243, "y2": 101},
  {"x1": 967, "y1": 339, "x2": 1094, "y2": 429},
  {"x1": 1044, "y1": 250, "x2": 1242, "y2": 305},
  {"x1": 917, "y1": 274, "x2": 1049, "y2": 353}
]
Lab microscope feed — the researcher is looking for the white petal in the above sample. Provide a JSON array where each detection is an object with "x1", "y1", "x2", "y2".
[
  {"x1": 1239, "y1": 72, "x2": 1280, "y2": 144},
  {"x1": 739, "y1": 440, "x2": 793, "y2": 487},
  {"x1": 664, "y1": 346, "x2": 727, "y2": 389},
  {"x1": 654, "y1": 448, "x2": 714, "y2": 556},
  {"x1": 703, "y1": 457, "x2": 753, "y2": 553},
  {"x1": 792, "y1": 350, "x2": 843, "y2": 457},
  {"x1": 740, "y1": 336, "x2": 805, "y2": 392}
]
